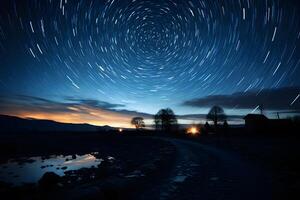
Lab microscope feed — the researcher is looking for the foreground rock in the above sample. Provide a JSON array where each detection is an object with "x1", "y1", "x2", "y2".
[{"x1": 38, "y1": 172, "x2": 61, "y2": 188}]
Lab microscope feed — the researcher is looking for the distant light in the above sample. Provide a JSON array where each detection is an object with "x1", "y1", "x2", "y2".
[
  {"x1": 118, "y1": 128, "x2": 123, "y2": 133},
  {"x1": 187, "y1": 126, "x2": 199, "y2": 135}
]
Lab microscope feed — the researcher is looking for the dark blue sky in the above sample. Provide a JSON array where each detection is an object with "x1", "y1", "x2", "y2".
[{"x1": 0, "y1": 0, "x2": 299, "y2": 127}]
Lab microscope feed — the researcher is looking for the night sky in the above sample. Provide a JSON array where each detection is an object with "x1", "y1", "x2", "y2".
[{"x1": 0, "y1": 0, "x2": 300, "y2": 127}]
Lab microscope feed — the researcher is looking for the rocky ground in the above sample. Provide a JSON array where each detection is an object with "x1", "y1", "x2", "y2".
[
  {"x1": 0, "y1": 132, "x2": 299, "y2": 200},
  {"x1": 0, "y1": 133, "x2": 176, "y2": 199}
]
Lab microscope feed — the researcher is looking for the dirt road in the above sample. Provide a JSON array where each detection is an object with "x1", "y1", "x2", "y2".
[{"x1": 140, "y1": 138, "x2": 272, "y2": 200}]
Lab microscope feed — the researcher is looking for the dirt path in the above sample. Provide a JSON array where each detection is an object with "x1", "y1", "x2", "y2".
[{"x1": 140, "y1": 138, "x2": 272, "y2": 200}]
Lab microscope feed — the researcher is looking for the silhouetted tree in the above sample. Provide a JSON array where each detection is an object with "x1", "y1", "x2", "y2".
[
  {"x1": 223, "y1": 120, "x2": 229, "y2": 129},
  {"x1": 223, "y1": 120, "x2": 229, "y2": 135},
  {"x1": 154, "y1": 108, "x2": 178, "y2": 132},
  {"x1": 203, "y1": 121, "x2": 211, "y2": 135},
  {"x1": 131, "y1": 117, "x2": 145, "y2": 130},
  {"x1": 207, "y1": 106, "x2": 227, "y2": 129}
]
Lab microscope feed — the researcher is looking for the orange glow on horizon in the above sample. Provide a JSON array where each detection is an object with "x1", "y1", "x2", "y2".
[{"x1": 1, "y1": 106, "x2": 141, "y2": 128}]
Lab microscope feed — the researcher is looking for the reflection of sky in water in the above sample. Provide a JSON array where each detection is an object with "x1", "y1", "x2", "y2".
[{"x1": 0, "y1": 154, "x2": 103, "y2": 186}]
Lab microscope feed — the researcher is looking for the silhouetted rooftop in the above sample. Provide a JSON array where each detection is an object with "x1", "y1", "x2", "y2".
[{"x1": 244, "y1": 114, "x2": 268, "y2": 120}]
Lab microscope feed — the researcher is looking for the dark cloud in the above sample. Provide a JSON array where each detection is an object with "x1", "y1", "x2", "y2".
[
  {"x1": 179, "y1": 114, "x2": 244, "y2": 120},
  {"x1": 109, "y1": 109, "x2": 152, "y2": 118},
  {"x1": 183, "y1": 87, "x2": 300, "y2": 110},
  {"x1": 272, "y1": 110, "x2": 300, "y2": 114},
  {"x1": 64, "y1": 97, "x2": 125, "y2": 110}
]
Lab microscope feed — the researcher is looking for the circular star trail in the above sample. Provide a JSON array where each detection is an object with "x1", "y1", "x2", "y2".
[{"x1": 0, "y1": 0, "x2": 300, "y2": 113}]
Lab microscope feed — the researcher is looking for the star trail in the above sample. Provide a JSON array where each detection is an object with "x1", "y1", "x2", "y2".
[{"x1": 0, "y1": 0, "x2": 300, "y2": 126}]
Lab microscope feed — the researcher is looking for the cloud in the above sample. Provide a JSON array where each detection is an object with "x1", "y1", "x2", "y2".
[
  {"x1": 179, "y1": 114, "x2": 244, "y2": 120},
  {"x1": 65, "y1": 97, "x2": 125, "y2": 110},
  {"x1": 0, "y1": 95, "x2": 151, "y2": 127},
  {"x1": 183, "y1": 87, "x2": 300, "y2": 110}
]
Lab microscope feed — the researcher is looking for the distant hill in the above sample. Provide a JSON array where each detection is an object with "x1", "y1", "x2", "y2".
[{"x1": 0, "y1": 115, "x2": 114, "y2": 133}]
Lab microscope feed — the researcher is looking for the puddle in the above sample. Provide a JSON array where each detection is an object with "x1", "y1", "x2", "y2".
[{"x1": 0, "y1": 153, "x2": 105, "y2": 186}]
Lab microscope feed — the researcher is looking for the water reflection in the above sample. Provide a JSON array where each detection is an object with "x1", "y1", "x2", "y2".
[{"x1": 0, "y1": 153, "x2": 103, "y2": 186}]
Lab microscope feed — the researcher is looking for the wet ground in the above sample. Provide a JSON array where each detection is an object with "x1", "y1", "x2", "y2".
[
  {"x1": 0, "y1": 153, "x2": 103, "y2": 186},
  {"x1": 139, "y1": 138, "x2": 272, "y2": 200},
  {"x1": 0, "y1": 132, "x2": 299, "y2": 199},
  {"x1": 0, "y1": 133, "x2": 176, "y2": 199}
]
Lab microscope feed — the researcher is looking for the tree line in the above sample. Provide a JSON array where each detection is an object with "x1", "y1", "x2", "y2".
[{"x1": 131, "y1": 105, "x2": 227, "y2": 132}]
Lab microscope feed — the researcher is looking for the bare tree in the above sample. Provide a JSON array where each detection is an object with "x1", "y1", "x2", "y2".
[
  {"x1": 207, "y1": 106, "x2": 227, "y2": 128},
  {"x1": 154, "y1": 108, "x2": 178, "y2": 132},
  {"x1": 131, "y1": 117, "x2": 145, "y2": 130}
]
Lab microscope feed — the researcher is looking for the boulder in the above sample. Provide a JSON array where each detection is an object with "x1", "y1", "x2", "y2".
[{"x1": 38, "y1": 172, "x2": 61, "y2": 188}]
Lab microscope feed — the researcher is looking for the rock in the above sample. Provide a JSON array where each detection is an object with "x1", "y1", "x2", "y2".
[
  {"x1": 107, "y1": 156, "x2": 115, "y2": 162},
  {"x1": 72, "y1": 154, "x2": 77, "y2": 159},
  {"x1": 38, "y1": 172, "x2": 61, "y2": 188},
  {"x1": 209, "y1": 177, "x2": 219, "y2": 181},
  {"x1": 57, "y1": 183, "x2": 64, "y2": 187},
  {"x1": 124, "y1": 170, "x2": 144, "y2": 178},
  {"x1": 61, "y1": 166, "x2": 68, "y2": 170},
  {"x1": 140, "y1": 163, "x2": 157, "y2": 175},
  {"x1": 173, "y1": 175, "x2": 187, "y2": 183}
]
